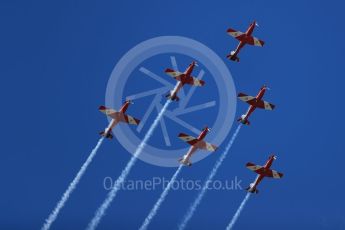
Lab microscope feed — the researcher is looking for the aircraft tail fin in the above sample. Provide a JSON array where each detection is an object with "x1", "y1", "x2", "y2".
[
  {"x1": 165, "y1": 92, "x2": 180, "y2": 101},
  {"x1": 99, "y1": 130, "x2": 113, "y2": 139},
  {"x1": 246, "y1": 184, "x2": 259, "y2": 194},
  {"x1": 237, "y1": 115, "x2": 250, "y2": 125},
  {"x1": 227, "y1": 51, "x2": 240, "y2": 62},
  {"x1": 178, "y1": 157, "x2": 192, "y2": 167}
]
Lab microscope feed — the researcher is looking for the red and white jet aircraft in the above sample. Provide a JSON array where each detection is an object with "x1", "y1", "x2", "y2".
[
  {"x1": 226, "y1": 21, "x2": 264, "y2": 62},
  {"x1": 178, "y1": 127, "x2": 217, "y2": 166},
  {"x1": 246, "y1": 155, "x2": 283, "y2": 194},
  {"x1": 98, "y1": 100, "x2": 140, "y2": 139},
  {"x1": 164, "y1": 61, "x2": 205, "y2": 101},
  {"x1": 237, "y1": 85, "x2": 275, "y2": 125}
]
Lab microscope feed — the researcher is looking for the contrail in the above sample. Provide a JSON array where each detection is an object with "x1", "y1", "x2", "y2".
[
  {"x1": 87, "y1": 100, "x2": 171, "y2": 230},
  {"x1": 42, "y1": 137, "x2": 105, "y2": 230},
  {"x1": 226, "y1": 193, "x2": 251, "y2": 230},
  {"x1": 178, "y1": 124, "x2": 242, "y2": 230},
  {"x1": 139, "y1": 165, "x2": 183, "y2": 230}
]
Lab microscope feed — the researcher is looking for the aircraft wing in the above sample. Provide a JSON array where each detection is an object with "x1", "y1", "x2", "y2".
[
  {"x1": 99, "y1": 105, "x2": 117, "y2": 119},
  {"x1": 179, "y1": 133, "x2": 217, "y2": 151},
  {"x1": 246, "y1": 36, "x2": 265, "y2": 47},
  {"x1": 254, "y1": 100, "x2": 275, "y2": 110},
  {"x1": 238, "y1": 93, "x2": 275, "y2": 110},
  {"x1": 265, "y1": 169, "x2": 284, "y2": 179},
  {"x1": 165, "y1": 68, "x2": 184, "y2": 80},
  {"x1": 238, "y1": 93, "x2": 256, "y2": 103},
  {"x1": 186, "y1": 77, "x2": 205, "y2": 87},
  {"x1": 120, "y1": 114, "x2": 140, "y2": 125},
  {"x1": 246, "y1": 162, "x2": 283, "y2": 178},
  {"x1": 178, "y1": 133, "x2": 198, "y2": 145},
  {"x1": 227, "y1": 28, "x2": 245, "y2": 38},
  {"x1": 246, "y1": 162, "x2": 264, "y2": 172},
  {"x1": 198, "y1": 140, "x2": 217, "y2": 152}
]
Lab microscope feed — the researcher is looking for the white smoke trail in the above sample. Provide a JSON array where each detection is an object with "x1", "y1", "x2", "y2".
[
  {"x1": 86, "y1": 100, "x2": 171, "y2": 230},
  {"x1": 178, "y1": 124, "x2": 242, "y2": 230},
  {"x1": 139, "y1": 165, "x2": 183, "y2": 230},
  {"x1": 226, "y1": 193, "x2": 251, "y2": 230},
  {"x1": 42, "y1": 137, "x2": 105, "y2": 230}
]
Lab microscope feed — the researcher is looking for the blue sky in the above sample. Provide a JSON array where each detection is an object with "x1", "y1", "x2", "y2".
[{"x1": 1, "y1": 0, "x2": 345, "y2": 229}]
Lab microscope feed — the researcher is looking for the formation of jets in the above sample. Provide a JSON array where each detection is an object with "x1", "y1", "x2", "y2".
[
  {"x1": 39, "y1": 18, "x2": 286, "y2": 230},
  {"x1": 99, "y1": 21, "x2": 282, "y2": 194}
]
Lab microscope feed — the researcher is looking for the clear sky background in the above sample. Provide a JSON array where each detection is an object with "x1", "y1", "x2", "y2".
[{"x1": 1, "y1": 0, "x2": 345, "y2": 229}]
